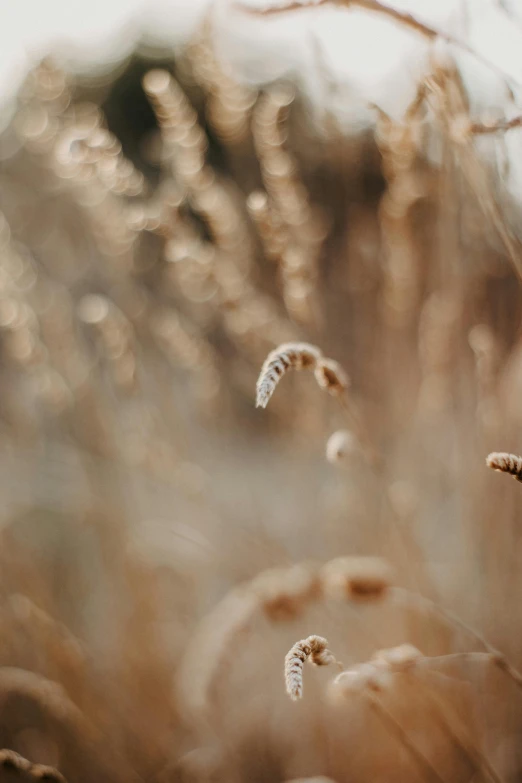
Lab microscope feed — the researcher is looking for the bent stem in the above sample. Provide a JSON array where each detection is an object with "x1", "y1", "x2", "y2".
[{"x1": 391, "y1": 587, "x2": 522, "y2": 693}]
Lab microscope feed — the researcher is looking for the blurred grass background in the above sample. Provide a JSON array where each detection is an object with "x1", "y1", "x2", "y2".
[{"x1": 1, "y1": 3, "x2": 522, "y2": 781}]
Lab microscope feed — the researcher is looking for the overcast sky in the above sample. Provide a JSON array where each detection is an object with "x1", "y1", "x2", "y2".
[{"x1": 2, "y1": 0, "x2": 522, "y2": 201}]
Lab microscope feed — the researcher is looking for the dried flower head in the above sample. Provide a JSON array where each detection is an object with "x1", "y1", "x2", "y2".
[
  {"x1": 486, "y1": 452, "x2": 522, "y2": 482},
  {"x1": 285, "y1": 635, "x2": 337, "y2": 700},
  {"x1": 314, "y1": 358, "x2": 349, "y2": 396},
  {"x1": 256, "y1": 342, "x2": 322, "y2": 408},
  {"x1": 321, "y1": 557, "x2": 393, "y2": 602},
  {"x1": 326, "y1": 429, "x2": 359, "y2": 465}
]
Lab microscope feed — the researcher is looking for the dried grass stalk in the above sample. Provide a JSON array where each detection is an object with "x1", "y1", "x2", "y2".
[
  {"x1": 246, "y1": 190, "x2": 288, "y2": 262},
  {"x1": 285, "y1": 635, "x2": 338, "y2": 700},
  {"x1": 187, "y1": 21, "x2": 255, "y2": 145},
  {"x1": 252, "y1": 86, "x2": 325, "y2": 325},
  {"x1": 328, "y1": 661, "x2": 447, "y2": 783},
  {"x1": 255, "y1": 342, "x2": 322, "y2": 408},
  {"x1": 486, "y1": 452, "x2": 522, "y2": 482},
  {"x1": 256, "y1": 343, "x2": 351, "y2": 409},
  {"x1": 413, "y1": 678, "x2": 505, "y2": 783},
  {"x1": 365, "y1": 693, "x2": 448, "y2": 783},
  {"x1": 390, "y1": 587, "x2": 522, "y2": 692},
  {"x1": 179, "y1": 562, "x2": 323, "y2": 716}
]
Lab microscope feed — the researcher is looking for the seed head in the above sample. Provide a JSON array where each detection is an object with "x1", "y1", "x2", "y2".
[
  {"x1": 256, "y1": 342, "x2": 322, "y2": 408},
  {"x1": 486, "y1": 452, "x2": 522, "y2": 482},
  {"x1": 285, "y1": 635, "x2": 336, "y2": 700}
]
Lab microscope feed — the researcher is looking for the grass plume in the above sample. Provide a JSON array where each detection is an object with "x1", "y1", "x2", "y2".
[{"x1": 285, "y1": 635, "x2": 339, "y2": 700}]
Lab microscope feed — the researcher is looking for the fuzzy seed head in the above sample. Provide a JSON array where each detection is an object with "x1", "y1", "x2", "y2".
[
  {"x1": 486, "y1": 452, "x2": 522, "y2": 482},
  {"x1": 256, "y1": 342, "x2": 322, "y2": 408},
  {"x1": 285, "y1": 635, "x2": 335, "y2": 700}
]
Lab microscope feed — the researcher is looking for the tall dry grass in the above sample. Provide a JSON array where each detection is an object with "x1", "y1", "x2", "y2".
[{"x1": 0, "y1": 7, "x2": 522, "y2": 781}]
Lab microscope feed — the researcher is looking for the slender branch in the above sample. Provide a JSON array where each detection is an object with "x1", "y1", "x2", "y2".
[{"x1": 234, "y1": 0, "x2": 521, "y2": 88}]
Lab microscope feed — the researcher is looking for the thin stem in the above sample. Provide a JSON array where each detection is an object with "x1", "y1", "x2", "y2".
[
  {"x1": 391, "y1": 587, "x2": 522, "y2": 693},
  {"x1": 415, "y1": 678, "x2": 505, "y2": 783},
  {"x1": 366, "y1": 692, "x2": 449, "y2": 783},
  {"x1": 418, "y1": 651, "x2": 492, "y2": 668}
]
